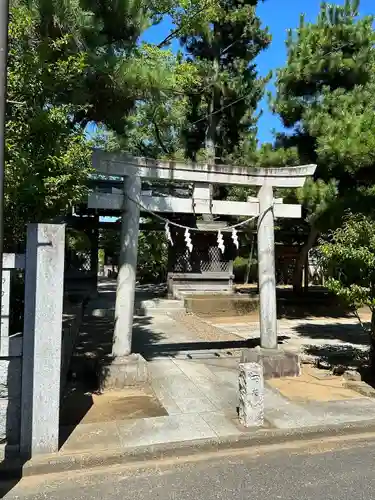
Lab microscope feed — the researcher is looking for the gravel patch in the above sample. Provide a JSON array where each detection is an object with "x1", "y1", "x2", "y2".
[{"x1": 170, "y1": 311, "x2": 243, "y2": 343}]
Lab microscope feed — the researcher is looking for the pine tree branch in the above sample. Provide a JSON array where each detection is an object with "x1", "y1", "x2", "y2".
[
  {"x1": 157, "y1": 5, "x2": 208, "y2": 48},
  {"x1": 152, "y1": 117, "x2": 171, "y2": 155}
]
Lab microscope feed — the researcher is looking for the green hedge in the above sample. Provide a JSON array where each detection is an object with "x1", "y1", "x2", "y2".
[{"x1": 233, "y1": 256, "x2": 258, "y2": 284}]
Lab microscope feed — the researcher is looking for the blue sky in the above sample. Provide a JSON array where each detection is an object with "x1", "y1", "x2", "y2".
[{"x1": 142, "y1": 0, "x2": 374, "y2": 144}]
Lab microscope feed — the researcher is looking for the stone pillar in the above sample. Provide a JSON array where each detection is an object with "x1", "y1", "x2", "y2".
[
  {"x1": 0, "y1": 255, "x2": 24, "y2": 446},
  {"x1": 112, "y1": 175, "x2": 141, "y2": 357},
  {"x1": 100, "y1": 176, "x2": 148, "y2": 390},
  {"x1": 257, "y1": 184, "x2": 277, "y2": 349},
  {"x1": 20, "y1": 224, "x2": 65, "y2": 457},
  {"x1": 238, "y1": 362, "x2": 264, "y2": 427},
  {"x1": 89, "y1": 216, "x2": 99, "y2": 291}
]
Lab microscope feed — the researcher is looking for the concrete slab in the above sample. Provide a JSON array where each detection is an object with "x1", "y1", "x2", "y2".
[
  {"x1": 304, "y1": 399, "x2": 375, "y2": 425},
  {"x1": 200, "y1": 412, "x2": 243, "y2": 437},
  {"x1": 263, "y1": 386, "x2": 321, "y2": 429},
  {"x1": 154, "y1": 375, "x2": 218, "y2": 413},
  {"x1": 172, "y1": 359, "x2": 219, "y2": 381},
  {"x1": 151, "y1": 379, "x2": 183, "y2": 415},
  {"x1": 116, "y1": 414, "x2": 217, "y2": 448},
  {"x1": 174, "y1": 397, "x2": 218, "y2": 413},
  {"x1": 207, "y1": 366, "x2": 239, "y2": 389},
  {"x1": 263, "y1": 382, "x2": 375, "y2": 430},
  {"x1": 60, "y1": 421, "x2": 121, "y2": 453},
  {"x1": 200, "y1": 358, "x2": 241, "y2": 369},
  {"x1": 148, "y1": 359, "x2": 182, "y2": 379},
  {"x1": 152, "y1": 360, "x2": 239, "y2": 413},
  {"x1": 266, "y1": 411, "x2": 320, "y2": 430}
]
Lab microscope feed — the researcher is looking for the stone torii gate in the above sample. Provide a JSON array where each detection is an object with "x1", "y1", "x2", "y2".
[{"x1": 89, "y1": 151, "x2": 316, "y2": 387}]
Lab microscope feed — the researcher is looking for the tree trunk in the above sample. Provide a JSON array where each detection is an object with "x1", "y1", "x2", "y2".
[
  {"x1": 245, "y1": 236, "x2": 255, "y2": 285},
  {"x1": 203, "y1": 48, "x2": 219, "y2": 224},
  {"x1": 369, "y1": 309, "x2": 375, "y2": 369},
  {"x1": 205, "y1": 86, "x2": 216, "y2": 163},
  {"x1": 292, "y1": 226, "x2": 319, "y2": 294}
]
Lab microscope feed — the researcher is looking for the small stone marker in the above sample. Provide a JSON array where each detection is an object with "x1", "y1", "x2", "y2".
[{"x1": 238, "y1": 362, "x2": 264, "y2": 428}]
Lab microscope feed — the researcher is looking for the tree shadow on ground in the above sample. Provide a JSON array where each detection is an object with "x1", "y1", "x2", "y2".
[
  {"x1": 240, "y1": 286, "x2": 356, "y2": 320},
  {"x1": 302, "y1": 343, "x2": 375, "y2": 391},
  {"x1": 132, "y1": 316, "x2": 290, "y2": 360},
  {"x1": 292, "y1": 322, "x2": 370, "y2": 346},
  {"x1": 303, "y1": 344, "x2": 368, "y2": 369},
  {"x1": 276, "y1": 303, "x2": 354, "y2": 320},
  {"x1": 0, "y1": 455, "x2": 25, "y2": 498},
  {"x1": 98, "y1": 281, "x2": 167, "y2": 299},
  {"x1": 59, "y1": 384, "x2": 94, "y2": 449},
  {"x1": 293, "y1": 320, "x2": 371, "y2": 374},
  {"x1": 276, "y1": 290, "x2": 355, "y2": 320},
  {"x1": 58, "y1": 310, "x2": 167, "y2": 450},
  {"x1": 137, "y1": 338, "x2": 261, "y2": 360}
]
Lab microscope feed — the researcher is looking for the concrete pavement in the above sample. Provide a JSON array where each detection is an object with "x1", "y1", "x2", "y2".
[
  {"x1": 3, "y1": 280, "x2": 375, "y2": 479},
  {"x1": 4, "y1": 434, "x2": 375, "y2": 499},
  {"x1": 54, "y1": 281, "x2": 375, "y2": 460}
]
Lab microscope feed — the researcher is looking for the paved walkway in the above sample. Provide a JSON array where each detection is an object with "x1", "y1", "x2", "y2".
[
  {"x1": 57, "y1": 281, "x2": 375, "y2": 456},
  {"x1": 208, "y1": 313, "x2": 370, "y2": 368}
]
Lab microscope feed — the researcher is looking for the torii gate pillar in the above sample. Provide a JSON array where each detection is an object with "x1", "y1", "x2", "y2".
[
  {"x1": 257, "y1": 184, "x2": 277, "y2": 350},
  {"x1": 99, "y1": 175, "x2": 149, "y2": 391},
  {"x1": 113, "y1": 175, "x2": 141, "y2": 358}
]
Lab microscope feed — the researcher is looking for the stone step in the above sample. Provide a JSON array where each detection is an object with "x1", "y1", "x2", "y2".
[
  {"x1": 135, "y1": 307, "x2": 185, "y2": 317},
  {"x1": 135, "y1": 309, "x2": 179, "y2": 317},
  {"x1": 173, "y1": 287, "x2": 232, "y2": 299},
  {"x1": 90, "y1": 308, "x2": 114, "y2": 318},
  {"x1": 89, "y1": 298, "x2": 184, "y2": 318},
  {"x1": 90, "y1": 306, "x2": 185, "y2": 319},
  {"x1": 134, "y1": 299, "x2": 185, "y2": 316},
  {"x1": 135, "y1": 299, "x2": 184, "y2": 309}
]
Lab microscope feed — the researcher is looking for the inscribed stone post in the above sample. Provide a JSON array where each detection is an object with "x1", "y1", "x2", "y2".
[
  {"x1": 20, "y1": 224, "x2": 65, "y2": 457},
  {"x1": 238, "y1": 362, "x2": 264, "y2": 427}
]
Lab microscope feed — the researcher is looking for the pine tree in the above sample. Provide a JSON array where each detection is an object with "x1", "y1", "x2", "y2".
[
  {"x1": 19, "y1": 0, "x2": 176, "y2": 132},
  {"x1": 273, "y1": 0, "x2": 374, "y2": 178},
  {"x1": 172, "y1": 0, "x2": 270, "y2": 163},
  {"x1": 5, "y1": 0, "x2": 176, "y2": 246},
  {"x1": 272, "y1": 0, "x2": 375, "y2": 292}
]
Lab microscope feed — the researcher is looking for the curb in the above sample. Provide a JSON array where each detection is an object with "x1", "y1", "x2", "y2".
[{"x1": 3, "y1": 419, "x2": 375, "y2": 479}]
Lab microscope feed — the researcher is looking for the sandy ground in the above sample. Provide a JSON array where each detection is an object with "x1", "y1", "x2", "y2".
[
  {"x1": 60, "y1": 387, "x2": 167, "y2": 426},
  {"x1": 267, "y1": 365, "x2": 362, "y2": 402}
]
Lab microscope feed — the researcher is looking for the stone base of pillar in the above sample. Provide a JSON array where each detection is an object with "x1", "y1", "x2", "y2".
[
  {"x1": 98, "y1": 354, "x2": 149, "y2": 391},
  {"x1": 241, "y1": 347, "x2": 300, "y2": 379}
]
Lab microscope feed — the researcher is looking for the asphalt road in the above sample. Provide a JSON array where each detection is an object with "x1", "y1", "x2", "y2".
[{"x1": 3, "y1": 435, "x2": 375, "y2": 499}]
